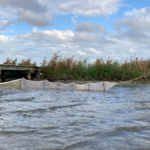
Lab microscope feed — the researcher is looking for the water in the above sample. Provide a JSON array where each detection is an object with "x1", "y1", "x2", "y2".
[{"x1": 0, "y1": 84, "x2": 150, "y2": 150}]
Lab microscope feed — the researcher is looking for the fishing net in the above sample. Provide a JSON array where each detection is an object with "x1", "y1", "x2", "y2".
[
  {"x1": 104, "y1": 82, "x2": 119, "y2": 91},
  {"x1": 21, "y1": 78, "x2": 45, "y2": 90},
  {"x1": 0, "y1": 79, "x2": 21, "y2": 91},
  {"x1": 0, "y1": 78, "x2": 118, "y2": 91}
]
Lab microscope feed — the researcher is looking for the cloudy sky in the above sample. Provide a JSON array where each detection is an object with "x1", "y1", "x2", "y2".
[{"x1": 0, "y1": 0, "x2": 150, "y2": 65}]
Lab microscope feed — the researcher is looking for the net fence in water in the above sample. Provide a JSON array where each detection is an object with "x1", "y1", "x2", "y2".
[
  {"x1": 0, "y1": 79, "x2": 21, "y2": 91},
  {"x1": 0, "y1": 78, "x2": 118, "y2": 91}
]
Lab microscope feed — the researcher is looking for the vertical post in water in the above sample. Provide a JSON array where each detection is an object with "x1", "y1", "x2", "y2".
[
  {"x1": 20, "y1": 79, "x2": 21, "y2": 90},
  {"x1": 103, "y1": 81, "x2": 105, "y2": 92},
  {"x1": 58, "y1": 81, "x2": 59, "y2": 90},
  {"x1": 44, "y1": 80, "x2": 45, "y2": 90},
  {"x1": 27, "y1": 72, "x2": 31, "y2": 80},
  {"x1": 88, "y1": 82, "x2": 90, "y2": 91}
]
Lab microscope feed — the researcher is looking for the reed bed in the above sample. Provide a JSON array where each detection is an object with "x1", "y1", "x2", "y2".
[
  {"x1": 40, "y1": 53, "x2": 150, "y2": 81},
  {"x1": 3, "y1": 54, "x2": 150, "y2": 81}
]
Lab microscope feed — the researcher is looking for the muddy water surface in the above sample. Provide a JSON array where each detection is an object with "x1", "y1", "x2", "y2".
[{"x1": 0, "y1": 84, "x2": 150, "y2": 150}]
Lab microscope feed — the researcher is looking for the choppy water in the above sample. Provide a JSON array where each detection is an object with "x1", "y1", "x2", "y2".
[{"x1": 0, "y1": 84, "x2": 150, "y2": 150}]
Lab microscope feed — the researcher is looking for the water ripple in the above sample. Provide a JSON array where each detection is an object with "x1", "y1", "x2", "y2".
[{"x1": 0, "y1": 84, "x2": 150, "y2": 149}]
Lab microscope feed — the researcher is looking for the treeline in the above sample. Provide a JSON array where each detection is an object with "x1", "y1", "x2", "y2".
[{"x1": 3, "y1": 53, "x2": 150, "y2": 81}]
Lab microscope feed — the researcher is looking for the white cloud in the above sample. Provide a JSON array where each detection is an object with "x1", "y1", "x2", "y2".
[
  {"x1": 16, "y1": 55, "x2": 27, "y2": 59},
  {"x1": 71, "y1": 17, "x2": 77, "y2": 25},
  {"x1": 130, "y1": 48, "x2": 136, "y2": 53},
  {"x1": 0, "y1": 20, "x2": 13, "y2": 29},
  {"x1": 76, "y1": 50, "x2": 86, "y2": 56},
  {"x1": 124, "y1": 8, "x2": 149, "y2": 17},
  {"x1": 39, "y1": 0, "x2": 122, "y2": 16},
  {"x1": 0, "y1": 0, "x2": 121, "y2": 29},
  {"x1": 59, "y1": 0, "x2": 121, "y2": 16},
  {"x1": 0, "y1": 8, "x2": 15, "y2": 19},
  {"x1": 0, "y1": 35, "x2": 11, "y2": 42},
  {"x1": 1, "y1": 12, "x2": 150, "y2": 66},
  {"x1": 32, "y1": 27, "x2": 37, "y2": 33},
  {"x1": 0, "y1": 29, "x2": 15, "y2": 33},
  {"x1": 0, "y1": 0, "x2": 46, "y2": 13},
  {"x1": 20, "y1": 29, "x2": 76, "y2": 42},
  {"x1": 112, "y1": 7, "x2": 150, "y2": 45},
  {"x1": 0, "y1": 1, "x2": 54, "y2": 27},
  {"x1": 0, "y1": 28, "x2": 148, "y2": 65},
  {"x1": 75, "y1": 21, "x2": 106, "y2": 33},
  {"x1": 8, "y1": 54, "x2": 11, "y2": 57},
  {"x1": 17, "y1": 10, "x2": 50, "y2": 27},
  {"x1": 114, "y1": 8, "x2": 150, "y2": 31},
  {"x1": 89, "y1": 47, "x2": 102, "y2": 55}
]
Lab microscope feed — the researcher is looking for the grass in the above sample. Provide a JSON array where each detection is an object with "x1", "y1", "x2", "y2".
[{"x1": 40, "y1": 53, "x2": 150, "y2": 81}]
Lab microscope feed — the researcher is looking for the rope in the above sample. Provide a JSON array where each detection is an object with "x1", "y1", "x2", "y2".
[
  {"x1": 120, "y1": 71, "x2": 150, "y2": 84},
  {"x1": 0, "y1": 79, "x2": 21, "y2": 85},
  {"x1": 103, "y1": 81, "x2": 105, "y2": 91}
]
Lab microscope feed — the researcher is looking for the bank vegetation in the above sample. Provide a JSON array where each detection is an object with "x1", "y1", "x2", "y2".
[
  {"x1": 40, "y1": 53, "x2": 150, "y2": 81},
  {"x1": 3, "y1": 53, "x2": 150, "y2": 81}
]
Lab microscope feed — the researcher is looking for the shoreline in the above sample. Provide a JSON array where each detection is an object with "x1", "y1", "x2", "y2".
[
  {"x1": 33, "y1": 77, "x2": 150, "y2": 85},
  {"x1": 1, "y1": 77, "x2": 150, "y2": 85}
]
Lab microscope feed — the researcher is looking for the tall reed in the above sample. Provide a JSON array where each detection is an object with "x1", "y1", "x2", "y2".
[
  {"x1": 3, "y1": 58, "x2": 37, "y2": 66},
  {"x1": 40, "y1": 54, "x2": 150, "y2": 81},
  {"x1": 3, "y1": 58, "x2": 17, "y2": 65}
]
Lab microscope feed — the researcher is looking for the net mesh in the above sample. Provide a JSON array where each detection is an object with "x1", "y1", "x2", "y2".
[
  {"x1": 0, "y1": 79, "x2": 21, "y2": 91},
  {"x1": 21, "y1": 78, "x2": 45, "y2": 90},
  {"x1": 0, "y1": 78, "x2": 118, "y2": 91},
  {"x1": 73, "y1": 83, "x2": 89, "y2": 91},
  {"x1": 104, "y1": 82, "x2": 118, "y2": 91},
  {"x1": 90, "y1": 82, "x2": 104, "y2": 91}
]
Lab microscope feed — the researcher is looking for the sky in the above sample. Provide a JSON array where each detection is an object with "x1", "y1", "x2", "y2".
[{"x1": 0, "y1": 0, "x2": 150, "y2": 65}]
